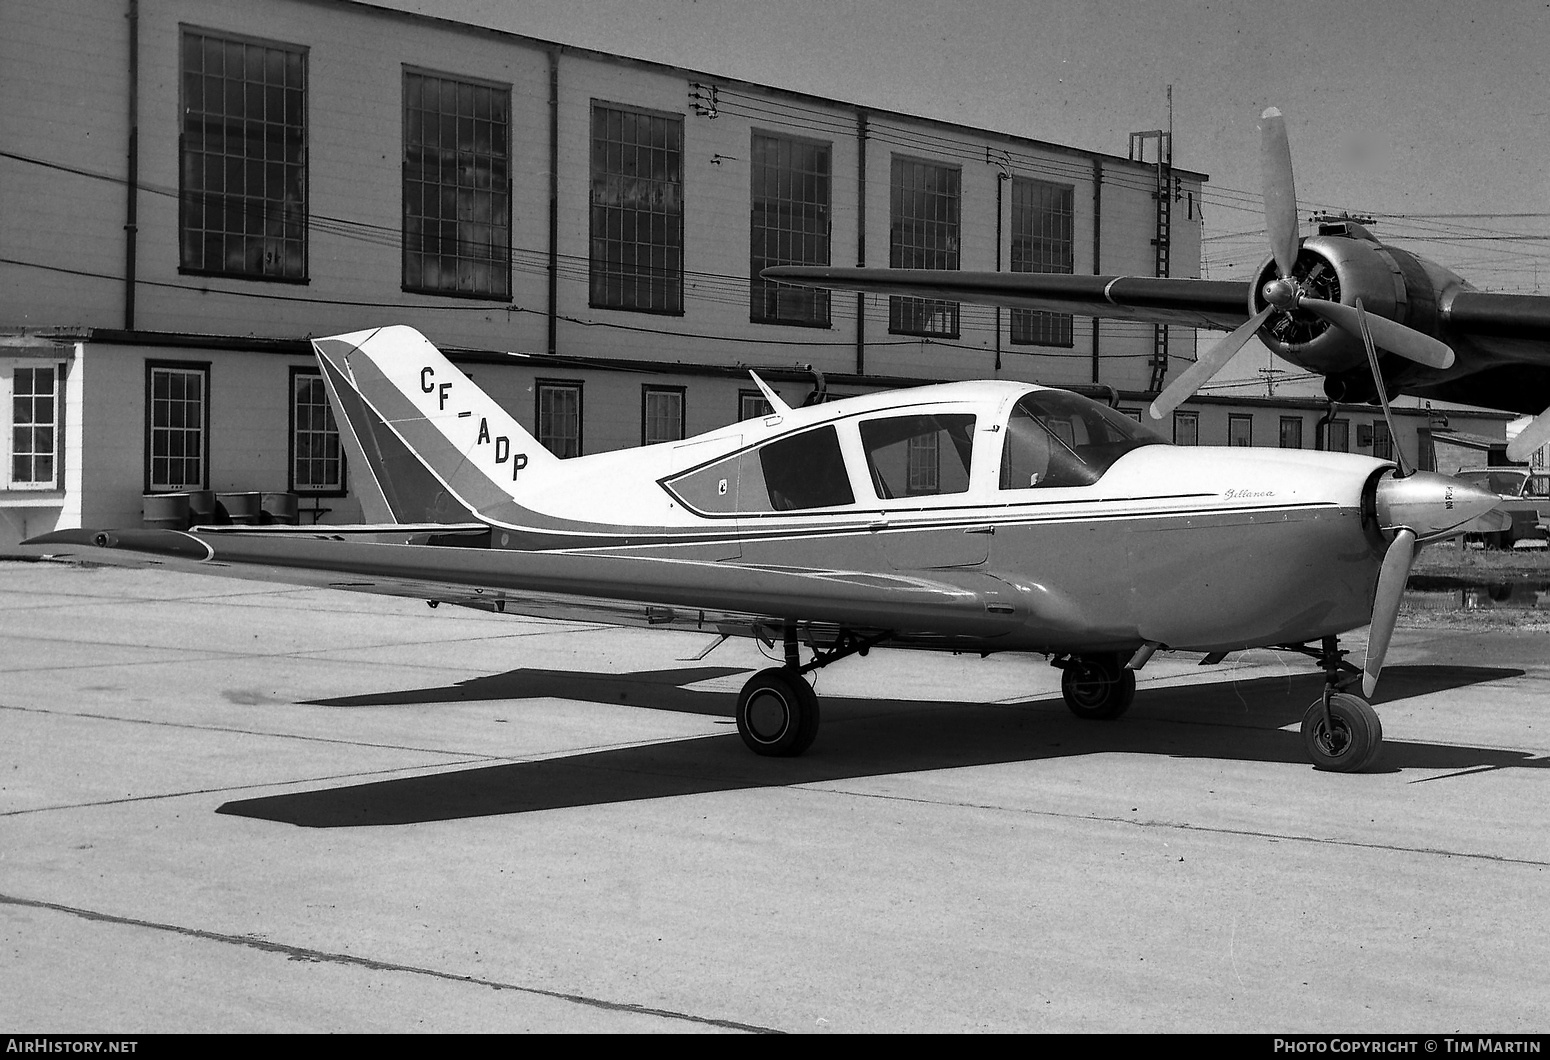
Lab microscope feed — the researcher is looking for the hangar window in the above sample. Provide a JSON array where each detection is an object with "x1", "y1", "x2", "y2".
[
  {"x1": 1173, "y1": 410, "x2": 1198, "y2": 446},
  {"x1": 590, "y1": 102, "x2": 684, "y2": 313},
  {"x1": 537, "y1": 380, "x2": 582, "y2": 458},
  {"x1": 1370, "y1": 420, "x2": 1393, "y2": 461},
  {"x1": 179, "y1": 28, "x2": 307, "y2": 281},
  {"x1": 738, "y1": 389, "x2": 775, "y2": 421},
  {"x1": 889, "y1": 157, "x2": 960, "y2": 337},
  {"x1": 146, "y1": 362, "x2": 209, "y2": 493},
  {"x1": 760, "y1": 426, "x2": 854, "y2": 510},
  {"x1": 861, "y1": 414, "x2": 975, "y2": 499},
  {"x1": 1000, "y1": 390, "x2": 1164, "y2": 490},
  {"x1": 3, "y1": 361, "x2": 63, "y2": 491},
  {"x1": 1323, "y1": 418, "x2": 1350, "y2": 453},
  {"x1": 402, "y1": 69, "x2": 511, "y2": 299},
  {"x1": 750, "y1": 131, "x2": 831, "y2": 326},
  {"x1": 1009, "y1": 178, "x2": 1074, "y2": 347},
  {"x1": 642, "y1": 386, "x2": 686, "y2": 445},
  {"x1": 1228, "y1": 414, "x2": 1253, "y2": 447},
  {"x1": 1279, "y1": 416, "x2": 1304, "y2": 449},
  {"x1": 290, "y1": 368, "x2": 344, "y2": 495}
]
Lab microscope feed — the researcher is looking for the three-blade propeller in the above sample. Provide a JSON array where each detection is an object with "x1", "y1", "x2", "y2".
[{"x1": 1150, "y1": 108, "x2": 1454, "y2": 421}]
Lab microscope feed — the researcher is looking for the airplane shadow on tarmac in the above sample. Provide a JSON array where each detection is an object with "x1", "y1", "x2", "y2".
[{"x1": 216, "y1": 661, "x2": 1539, "y2": 827}]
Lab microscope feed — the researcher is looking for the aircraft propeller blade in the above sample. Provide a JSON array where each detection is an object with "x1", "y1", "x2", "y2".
[
  {"x1": 1149, "y1": 305, "x2": 1276, "y2": 419},
  {"x1": 1260, "y1": 108, "x2": 1301, "y2": 280},
  {"x1": 1506, "y1": 404, "x2": 1550, "y2": 463},
  {"x1": 1300, "y1": 297, "x2": 1456, "y2": 370},
  {"x1": 1363, "y1": 526, "x2": 1417, "y2": 698}
]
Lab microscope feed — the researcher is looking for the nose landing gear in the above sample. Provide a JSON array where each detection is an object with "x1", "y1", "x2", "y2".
[{"x1": 1285, "y1": 635, "x2": 1384, "y2": 772}]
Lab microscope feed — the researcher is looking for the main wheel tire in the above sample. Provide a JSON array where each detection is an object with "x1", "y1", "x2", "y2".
[
  {"x1": 1061, "y1": 655, "x2": 1136, "y2": 720},
  {"x1": 736, "y1": 667, "x2": 819, "y2": 756},
  {"x1": 1301, "y1": 693, "x2": 1384, "y2": 772}
]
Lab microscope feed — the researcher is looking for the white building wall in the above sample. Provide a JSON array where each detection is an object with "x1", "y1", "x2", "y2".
[{"x1": 0, "y1": 0, "x2": 1217, "y2": 543}]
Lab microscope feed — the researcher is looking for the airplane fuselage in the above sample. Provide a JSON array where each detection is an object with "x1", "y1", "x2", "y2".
[{"x1": 466, "y1": 381, "x2": 1398, "y2": 656}]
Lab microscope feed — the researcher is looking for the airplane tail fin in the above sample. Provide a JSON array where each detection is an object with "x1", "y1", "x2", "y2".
[{"x1": 311, "y1": 326, "x2": 559, "y2": 524}]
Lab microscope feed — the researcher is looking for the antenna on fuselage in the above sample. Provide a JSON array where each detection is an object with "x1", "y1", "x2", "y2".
[{"x1": 748, "y1": 370, "x2": 792, "y2": 415}]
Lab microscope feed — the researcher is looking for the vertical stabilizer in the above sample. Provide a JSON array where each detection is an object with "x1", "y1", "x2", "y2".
[{"x1": 311, "y1": 326, "x2": 559, "y2": 523}]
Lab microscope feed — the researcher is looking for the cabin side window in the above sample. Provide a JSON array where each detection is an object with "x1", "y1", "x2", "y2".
[
  {"x1": 859, "y1": 414, "x2": 975, "y2": 499},
  {"x1": 759, "y1": 425, "x2": 854, "y2": 510},
  {"x1": 663, "y1": 424, "x2": 854, "y2": 514}
]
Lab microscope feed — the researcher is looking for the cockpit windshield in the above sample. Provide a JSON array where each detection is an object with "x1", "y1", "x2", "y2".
[{"x1": 1000, "y1": 389, "x2": 1166, "y2": 489}]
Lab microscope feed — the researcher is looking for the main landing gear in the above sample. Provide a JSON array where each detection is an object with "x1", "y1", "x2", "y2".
[
  {"x1": 1053, "y1": 652, "x2": 1136, "y2": 720},
  {"x1": 735, "y1": 625, "x2": 889, "y2": 756},
  {"x1": 1282, "y1": 635, "x2": 1384, "y2": 772}
]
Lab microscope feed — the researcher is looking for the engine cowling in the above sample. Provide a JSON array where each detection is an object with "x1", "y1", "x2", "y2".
[{"x1": 1248, "y1": 222, "x2": 1461, "y2": 400}]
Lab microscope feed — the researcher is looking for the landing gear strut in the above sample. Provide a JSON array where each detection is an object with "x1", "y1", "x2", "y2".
[
  {"x1": 1283, "y1": 635, "x2": 1384, "y2": 772},
  {"x1": 734, "y1": 625, "x2": 890, "y2": 757},
  {"x1": 1055, "y1": 652, "x2": 1136, "y2": 720}
]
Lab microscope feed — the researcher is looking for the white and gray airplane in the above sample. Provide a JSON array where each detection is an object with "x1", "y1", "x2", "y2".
[{"x1": 27, "y1": 324, "x2": 1501, "y2": 772}]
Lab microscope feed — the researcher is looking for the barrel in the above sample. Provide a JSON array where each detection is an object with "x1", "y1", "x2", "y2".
[
  {"x1": 217, "y1": 491, "x2": 263, "y2": 525},
  {"x1": 142, "y1": 492, "x2": 191, "y2": 531},
  {"x1": 185, "y1": 489, "x2": 218, "y2": 526},
  {"x1": 261, "y1": 491, "x2": 300, "y2": 526}
]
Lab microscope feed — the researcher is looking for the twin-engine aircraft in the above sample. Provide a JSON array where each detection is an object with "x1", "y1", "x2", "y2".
[
  {"x1": 26, "y1": 325, "x2": 1500, "y2": 772},
  {"x1": 765, "y1": 108, "x2": 1550, "y2": 461}
]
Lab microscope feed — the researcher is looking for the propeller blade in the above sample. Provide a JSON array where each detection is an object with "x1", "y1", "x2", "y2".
[
  {"x1": 1506, "y1": 405, "x2": 1550, "y2": 463},
  {"x1": 1301, "y1": 297, "x2": 1455, "y2": 369},
  {"x1": 1363, "y1": 526, "x2": 1417, "y2": 697},
  {"x1": 1353, "y1": 298, "x2": 1413, "y2": 478},
  {"x1": 1149, "y1": 305, "x2": 1275, "y2": 419},
  {"x1": 1260, "y1": 107, "x2": 1300, "y2": 279}
]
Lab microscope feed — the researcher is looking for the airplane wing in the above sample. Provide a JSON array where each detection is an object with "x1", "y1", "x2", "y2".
[
  {"x1": 22, "y1": 527, "x2": 1028, "y2": 644},
  {"x1": 760, "y1": 267, "x2": 1251, "y2": 331},
  {"x1": 1443, "y1": 291, "x2": 1550, "y2": 344}
]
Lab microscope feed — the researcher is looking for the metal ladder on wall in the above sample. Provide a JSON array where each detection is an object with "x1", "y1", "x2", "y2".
[{"x1": 1128, "y1": 123, "x2": 1175, "y2": 394}]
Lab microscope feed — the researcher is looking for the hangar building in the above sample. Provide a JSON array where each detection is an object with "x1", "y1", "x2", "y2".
[{"x1": 0, "y1": 0, "x2": 1509, "y2": 545}]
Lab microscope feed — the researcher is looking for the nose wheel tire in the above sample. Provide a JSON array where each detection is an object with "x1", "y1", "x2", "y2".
[
  {"x1": 736, "y1": 667, "x2": 820, "y2": 756},
  {"x1": 1301, "y1": 693, "x2": 1383, "y2": 772},
  {"x1": 1061, "y1": 656, "x2": 1136, "y2": 720}
]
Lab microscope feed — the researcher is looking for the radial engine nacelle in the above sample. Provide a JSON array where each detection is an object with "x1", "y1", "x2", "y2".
[{"x1": 1250, "y1": 221, "x2": 1470, "y2": 402}]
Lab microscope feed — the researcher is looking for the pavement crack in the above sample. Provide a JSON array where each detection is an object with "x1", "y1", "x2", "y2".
[
  {"x1": 0, "y1": 891, "x2": 778, "y2": 1033},
  {"x1": 807, "y1": 786, "x2": 1550, "y2": 868}
]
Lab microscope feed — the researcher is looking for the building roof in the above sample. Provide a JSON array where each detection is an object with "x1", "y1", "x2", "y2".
[{"x1": 334, "y1": 0, "x2": 1209, "y2": 182}]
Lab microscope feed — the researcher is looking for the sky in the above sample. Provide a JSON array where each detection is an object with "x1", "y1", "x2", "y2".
[{"x1": 374, "y1": 0, "x2": 1550, "y2": 395}]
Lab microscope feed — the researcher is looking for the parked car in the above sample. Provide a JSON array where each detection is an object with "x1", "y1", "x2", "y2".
[{"x1": 1455, "y1": 467, "x2": 1550, "y2": 547}]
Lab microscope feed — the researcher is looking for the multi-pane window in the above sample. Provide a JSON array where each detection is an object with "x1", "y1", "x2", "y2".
[
  {"x1": 179, "y1": 29, "x2": 306, "y2": 280},
  {"x1": 403, "y1": 70, "x2": 511, "y2": 298},
  {"x1": 1173, "y1": 410, "x2": 1198, "y2": 446},
  {"x1": 1010, "y1": 178, "x2": 1074, "y2": 347},
  {"x1": 590, "y1": 102, "x2": 684, "y2": 313},
  {"x1": 1326, "y1": 418, "x2": 1350, "y2": 453},
  {"x1": 290, "y1": 369, "x2": 343, "y2": 493},
  {"x1": 1228, "y1": 414, "x2": 1253, "y2": 447},
  {"x1": 889, "y1": 157, "x2": 960, "y2": 337},
  {"x1": 146, "y1": 363, "x2": 209, "y2": 492},
  {"x1": 642, "y1": 386, "x2": 685, "y2": 445},
  {"x1": 536, "y1": 381, "x2": 582, "y2": 458},
  {"x1": 750, "y1": 132, "x2": 830, "y2": 325},
  {"x1": 1279, "y1": 416, "x2": 1304, "y2": 449},
  {"x1": 739, "y1": 390, "x2": 775, "y2": 421},
  {"x1": 6, "y1": 364, "x2": 60, "y2": 490},
  {"x1": 1371, "y1": 421, "x2": 1393, "y2": 461}
]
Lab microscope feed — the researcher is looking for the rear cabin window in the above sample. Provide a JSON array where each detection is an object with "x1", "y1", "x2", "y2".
[
  {"x1": 860, "y1": 413, "x2": 975, "y2": 499},
  {"x1": 1001, "y1": 390, "x2": 1164, "y2": 489},
  {"x1": 760, "y1": 425, "x2": 854, "y2": 510}
]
